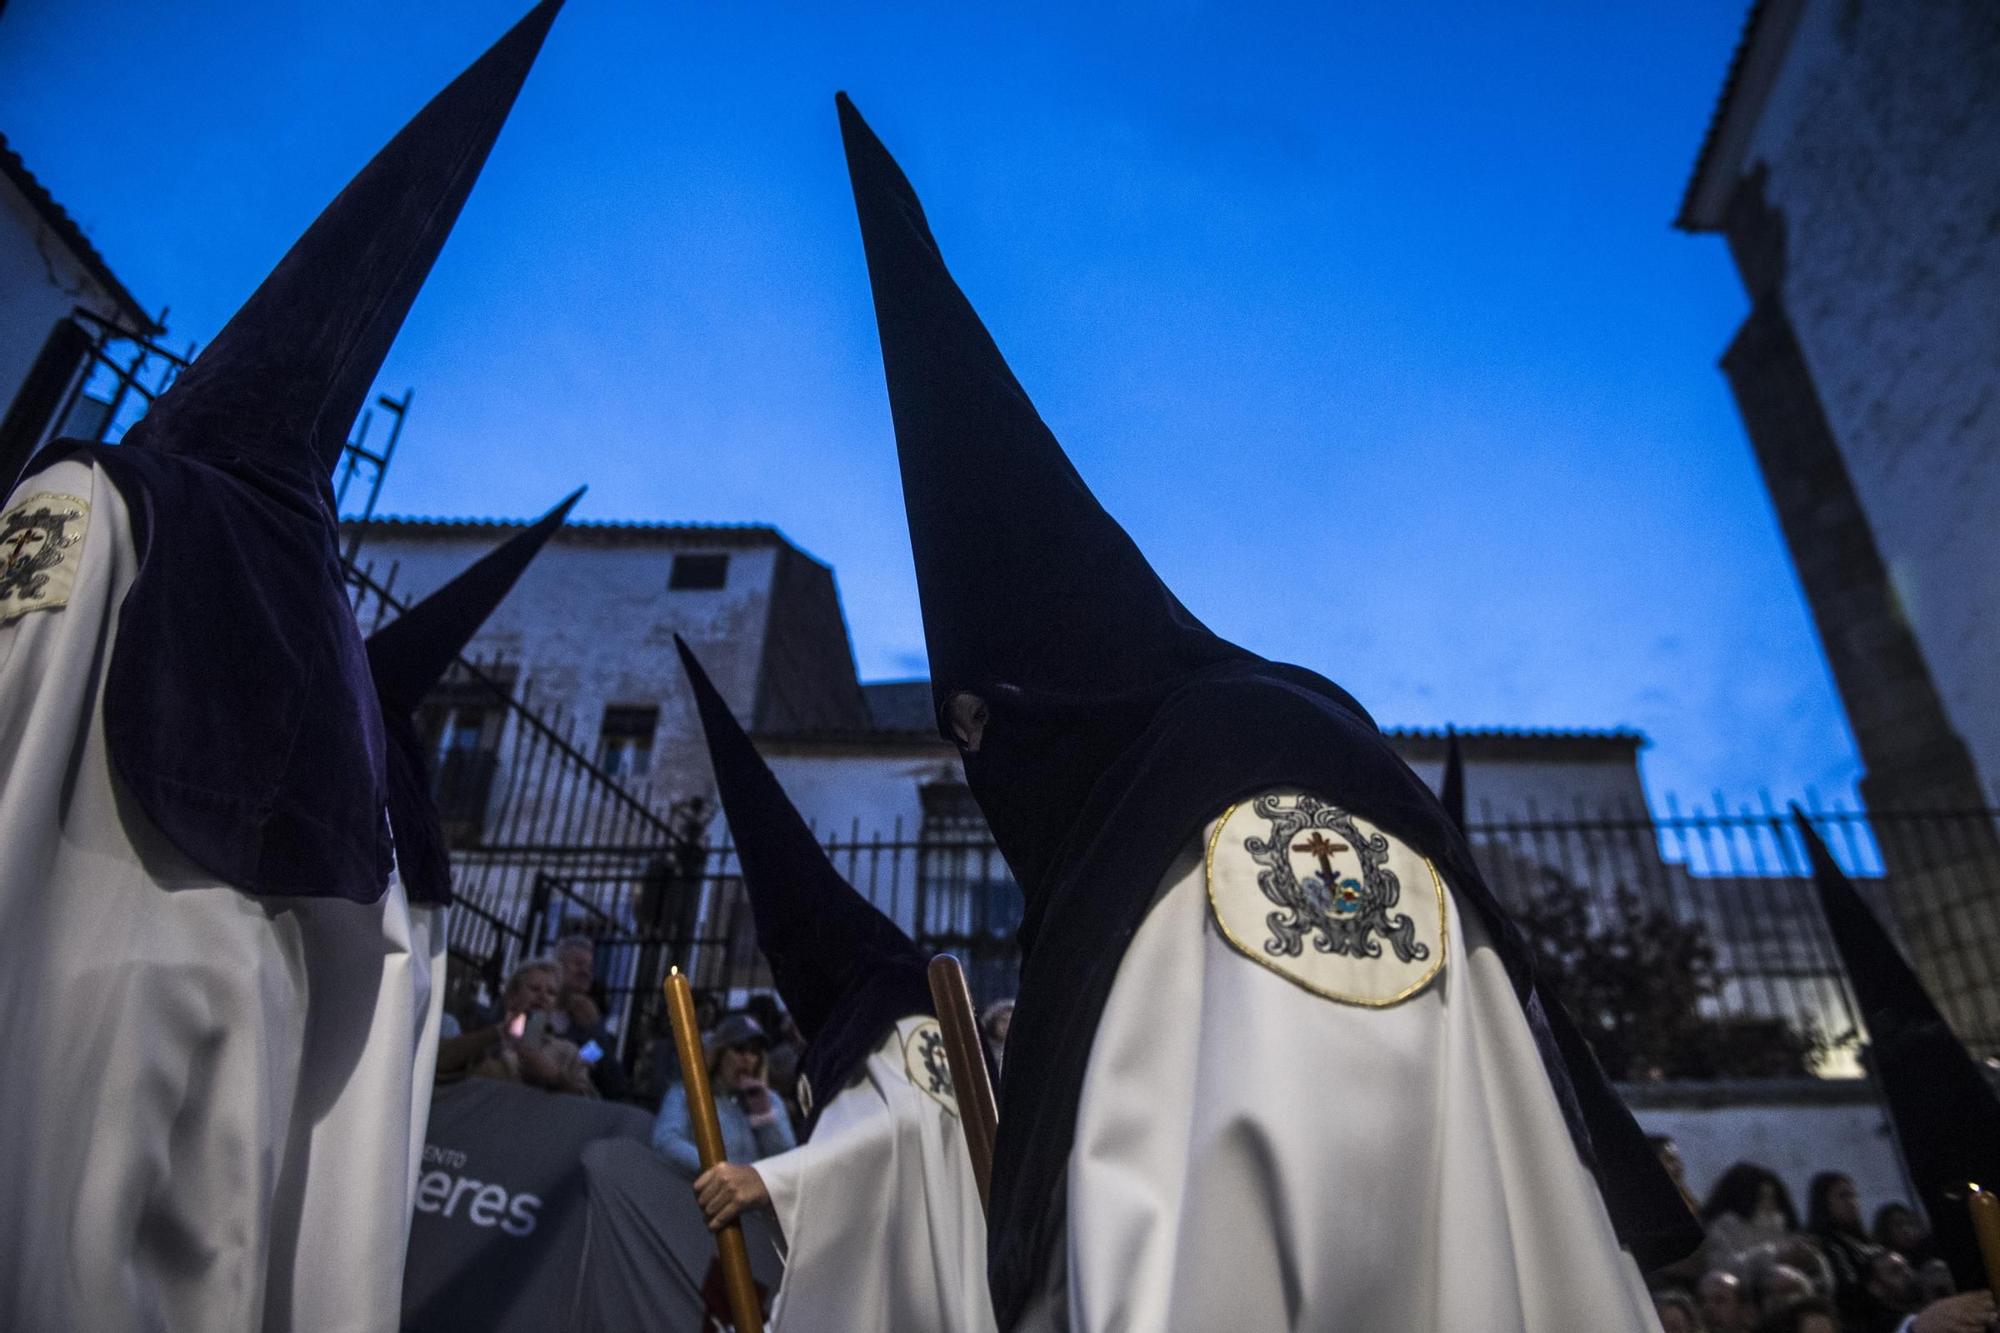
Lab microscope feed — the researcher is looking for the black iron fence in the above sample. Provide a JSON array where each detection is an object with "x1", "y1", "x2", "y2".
[
  {"x1": 1472, "y1": 797, "x2": 2000, "y2": 1076},
  {"x1": 434, "y1": 780, "x2": 2000, "y2": 1085}
]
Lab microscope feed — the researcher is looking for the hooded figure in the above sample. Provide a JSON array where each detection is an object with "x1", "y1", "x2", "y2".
[
  {"x1": 837, "y1": 93, "x2": 1698, "y2": 1331},
  {"x1": 0, "y1": 7, "x2": 560, "y2": 1328},
  {"x1": 1440, "y1": 726, "x2": 1468, "y2": 832},
  {"x1": 1794, "y1": 810, "x2": 2000, "y2": 1291},
  {"x1": 659, "y1": 637, "x2": 993, "y2": 1332},
  {"x1": 369, "y1": 487, "x2": 584, "y2": 909}
]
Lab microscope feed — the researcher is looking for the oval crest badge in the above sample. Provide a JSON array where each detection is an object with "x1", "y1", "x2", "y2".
[
  {"x1": 900, "y1": 1016, "x2": 960, "y2": 1117},
  {"x1": 1206, "y1": 791, "x2": 1446, "y2": 1007}
]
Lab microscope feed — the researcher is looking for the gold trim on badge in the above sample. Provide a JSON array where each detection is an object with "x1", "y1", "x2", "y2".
[{"x1": 1204, "y1": 801, "x2": 1447, "y2": 1008}]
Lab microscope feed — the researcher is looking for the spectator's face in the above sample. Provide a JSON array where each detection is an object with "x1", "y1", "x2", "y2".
[
  {"x1": 1655, "y1": 1140, "x2": 1686, "y2": 1189},
  {"x1": 506, "y1": 967, "x2": 560, "y2": 1016},
  {"x1": 1759, "y1": 1265, "x2": 1812, "y2": 1314},
  {"x1": 990, "y1": 1007, "x2": 1013, "y2": 1045},
  {"x1": 1915, "y1": 1257, "x2": 1954, "y2": 1304},
  {"x1": 1865, "y1": 1251, "x2": 1918, "y2": 1312},
  {"x1": 1700, "y1": 1272, "x2": 1744, "y2": 1329},
  {"x1": 1753, "y1": 1180, "x2": 1786, "y2": 1226},
  {"x1": 557, "y1": 947, "x2": 593, "y2": 993},
  {"x1": 715, "y1": 1043, "x2": 763, "y2": 1091},
  {"x1": 1654, "y1": 1300, "x2": 1695, "y2": 1333},
  {"x1": 1883, "y1": 1210, "x2": 1922, "y2": 1253},
  {"x1": 1825, "y1": 1177, "x2": 1860, "y2": 1230}
]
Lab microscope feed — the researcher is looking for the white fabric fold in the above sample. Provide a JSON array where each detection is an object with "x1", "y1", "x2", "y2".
[
  {"x1": 759, "y1": 1016, "x2": 995, "y2": 1333},
  {"x1": 1028, "y1": 789, "x2": 1659, "y2": 1332},
  {"x1": 0, "y1": 458, "x2": 441, "y2": 1331}
]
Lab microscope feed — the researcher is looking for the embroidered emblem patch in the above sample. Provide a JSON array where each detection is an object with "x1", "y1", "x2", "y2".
[
  {"x1": 0, "y1": 491, "x2": 89, "y2": 623},
  {"x1": 1206, "y1": 792, "x2": 1445, "y2": 1006},
  {"x1": 901, "y1": 1017, "x2": 959, "y2": 1117}
]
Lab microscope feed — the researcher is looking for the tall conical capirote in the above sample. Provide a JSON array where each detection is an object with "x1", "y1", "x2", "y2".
[
  {"x1": 367, "y1": 487, "x2": 582, "y2": 712},
  {"x1": 1793, "y1": 808, "x2": 2000, "y2": 1289},
  {"x1": 836, "y1": 92, "x2": 1255, "y2": 891},
  {"x1": 675, "y1": 637, "x2": 931, "y2": 1035},
  {"x1": 1440, "y1": 727, "x2": 1467, "y2": 832},
  {"x1": 676, "y1": 637, "x2": 933, "y2": 1130},
  {"x1": 370, "y1": 488, "x2": 579, "y2": 905},
  {"x1": 122, "y1": 0, "x2": 562, "y2": 478}
]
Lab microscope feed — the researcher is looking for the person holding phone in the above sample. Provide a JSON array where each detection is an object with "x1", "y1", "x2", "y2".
[
  {"x1": 550, "y1": 934, "x2": 627, "y2": 1099},
  {"x1": 437, "y1": 958, "x2": 596, "y2": 1098},
  {"x1": 651, "y1": 1013, "x2": 796, "y2": 1182}
]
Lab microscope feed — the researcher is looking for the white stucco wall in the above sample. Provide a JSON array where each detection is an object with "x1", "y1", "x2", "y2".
[
  {"x1": 353, "y1": 528, "x2": 781, "y2": 804},
  {"x1": 1630, "y1": 1084, "x2": 1913, "y2": 1228},
  {"x1": 0, "y1": 177, "x2": 129, "y2": 418},
  {"x1": 1743, "y1": 0, "x2": 2000, "y2": 793},
  {"x1": 1402, "y1": 747, "x2": 1653, "y2": 823}
]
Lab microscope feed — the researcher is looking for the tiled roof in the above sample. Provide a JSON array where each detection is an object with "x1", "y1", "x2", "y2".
[
  {"x1": 0, "y1": 132, "x2": 159, "y2": 334},
  {"x1": 763, "y1": 686, "x2": 1647, "y2": 753},
  {"x1": 1387, "y1": 725, "x2": 1644, "y2": 746},
  {"x1": 1674, "y1": 0, "x2": 1806, "y2": 232},
  {"x1": 861, "y1": 680, "x2": 936, "y2": 732},
  {"x1": 343, "y1": 513, "x2": 798, "y2": 548}
]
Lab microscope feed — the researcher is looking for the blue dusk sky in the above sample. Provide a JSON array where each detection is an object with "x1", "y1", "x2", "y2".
[{"x1": 0, "y1": 1, "x2": 1859, "y2": 808}]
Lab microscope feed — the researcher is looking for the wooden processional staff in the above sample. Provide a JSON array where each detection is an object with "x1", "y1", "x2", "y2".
[
  {"x1": 665, "y1": 968, "x2": 765, "y2": 1332},
  {"x1": 1969, "y1": 1183, "x2": 2000, "y2": 1303},
  {"x1": 928, "y1": 954, "x2": 1000, "y2": 1211}
]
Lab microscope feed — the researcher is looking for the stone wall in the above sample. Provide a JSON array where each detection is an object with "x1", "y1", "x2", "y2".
[
  {"x1": 1738, "y1": 0, "x2": 2000, "y2": 796},
  {"x1": 349, "y1": 522, "x2": 805, "y2": 806},
  {"x1": 0, "y1": 177, "x2": 123, "y2": 419}
]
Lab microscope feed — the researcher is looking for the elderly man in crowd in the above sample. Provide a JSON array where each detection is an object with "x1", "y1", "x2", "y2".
[
  {"x1": 436, "y1": 958, "x2": 596, "y2": 1098},
  {"x1": 549, "y1": 935, "x2": 626, "y2": 1099}
]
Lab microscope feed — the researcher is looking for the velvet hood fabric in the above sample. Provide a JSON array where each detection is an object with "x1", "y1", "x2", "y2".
[
  {"x1": 368, "y1": 488, "x2": 581, "y2": 906},
  {"x1": 836, "y1": 92, "x2": 1700, "y2": 1325},
  {"x1": 1794, "y1": 810, "x2": 2000, "y2": 1290},
  {"x1": 675, "y1": 637, "x2": 935, "y2": 1137},
  {"x1": 26, "y1": 2, "x2": 560, "y2": 901}
]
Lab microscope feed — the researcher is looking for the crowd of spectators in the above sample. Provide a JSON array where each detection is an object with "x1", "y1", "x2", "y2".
[
  {"x1": 1647, "y1": 1139, "x2": 1993, "y2": 1333},
  {"x1": 433, "y1": 949, "x2": 1993, "y2": 1330},
  {"x1": 436, "y1": 938, "x2": 1007, "y2": 1162}
]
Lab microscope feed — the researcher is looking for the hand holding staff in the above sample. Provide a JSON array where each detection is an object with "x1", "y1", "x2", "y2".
[
  {"x1": 928, "y1": 954, "x2": 999, "y2": 1212},
  {"x1": 666, "y1": 968, "x2": 764, "y2": 1332}
]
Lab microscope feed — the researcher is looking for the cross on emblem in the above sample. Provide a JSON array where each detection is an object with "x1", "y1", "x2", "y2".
[
  {"x1": 919, "y1": 1027, "x2": 954, "y2": 1098},
  {"x1": 1292, "y1": 831, "x2": 1349, "y2": 881},
  {"x1": 5, "y1": 526, "x2": 44, "y2": 565}
]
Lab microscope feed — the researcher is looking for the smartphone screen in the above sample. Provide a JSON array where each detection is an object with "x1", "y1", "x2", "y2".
[
  {"x1": 577, "y1": 1039, "x2": 604, "y2": 1066},
  {"x1": 523, "y1": 1012, "x2": 548, "y2": 1046},
  {"x1": 506, "y1": 1013, "x2": 527, "y2": 1039}
]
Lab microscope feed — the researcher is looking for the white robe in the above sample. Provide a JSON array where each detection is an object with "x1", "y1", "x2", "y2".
[
  {"x1": 757, "y1": 1015, "x2": 996, "y2": 1333},
  {"x1": 1021, "y1": 789, "x2": 1660, "y2": 1332},
  {"x1": 0, "y1": 458, "x2": 444, "y2": 1331}
]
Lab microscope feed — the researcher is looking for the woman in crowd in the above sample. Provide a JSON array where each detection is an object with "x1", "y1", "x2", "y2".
[
  {"x1": 1873, "y1": 1204, "x2": 1936, "y2": 1270},
  {"x1": 435, "y1": 958, "x2": 598, "y2": 1098},
  {"x1": 980, "y1": 997, "x2": 1014, "y2": 1078},
  {"x1": 652, "y1": 1012, "x2": 797, "y2": 1177},
  {"x1": 1702, "y1": 1162, "x2": 1802, "y2": 1276},
  {"x1": 1806, "y1": 1172, "x2": 1881, "y2": 1327}
]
